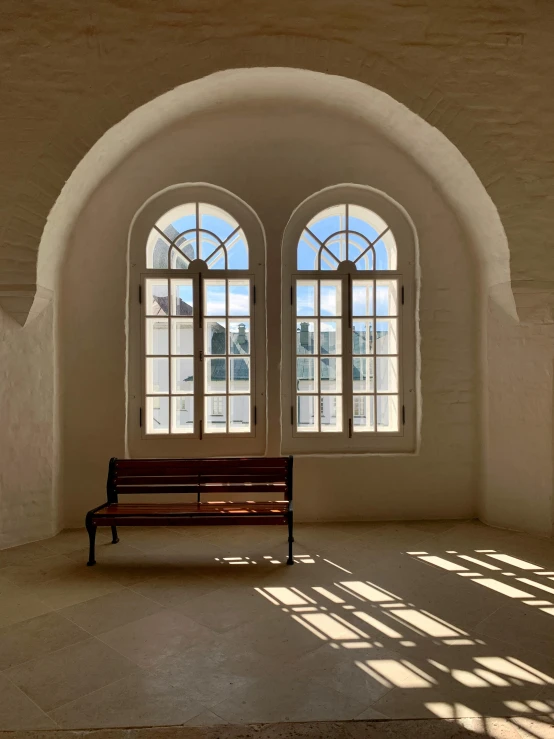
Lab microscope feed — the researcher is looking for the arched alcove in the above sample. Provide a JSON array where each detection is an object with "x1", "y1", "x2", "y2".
[{"x1": 4, "y1": 68, "x2": 552, "y2": 548}]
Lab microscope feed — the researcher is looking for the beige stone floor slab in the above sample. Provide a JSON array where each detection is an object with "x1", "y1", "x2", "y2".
[
  {"x1": 24, "y1": 571, "x2": 122, "y2": 610},
  {"x1": 5, "y1": 638, "x2": 138, "y2": 712},
  {"x1": 49, "y1": 670, "x2": 207, "y2": 729},
  {"x1": 0, "y1": 542, "x2": 58, "y2": 569},
  {"x1": 212, "y1": 671, "x2": 369, "y2": 723},
  {"x1": 0, "y1": 674, "x2": 55, "y2": 731},
  {"x1": 97, "y1": 609, "x2": 218, "y2": 668},
  {"x1": 0, "y1": 555, "x2": 85, "y2": 587},
  {"x1": 58, "y1": 588, "x2": 164, "y2": 635},
  {"x1": 0, "y1": 612, "x2": 89, "y2": 670},
  {"x1": 0, "y1": 578, "x2": 53, "y2": 629},
  {"x1": 177, "y1": 584, "x2": 277, "y2": 633}
]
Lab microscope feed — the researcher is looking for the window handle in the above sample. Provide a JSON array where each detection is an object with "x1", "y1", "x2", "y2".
[{"x1": 348, "y1": 418, "x2": 353, "y2": 438}]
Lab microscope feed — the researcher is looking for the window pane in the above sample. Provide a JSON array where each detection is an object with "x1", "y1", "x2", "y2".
[
  {"x1": 205, "y1": 320, "x2": 226, "y2": 355},
  {"x1": 170, "y1": 243, "x2": 193, "y2": 269},
  {"x1": 353, "y1": 357, "x2": 374, "y2": 393},
  {"x1": 171, "y1": 279, "x2": 194, "y2": 316},
  {"x1": 320, "y1": 281, "x2": 341, "y2": 316},
  {"x1": 376, "y1": 319, "x2": 398, "y2": 354},
  {"x1": 297, "y1": 395, "x2": 318, "y2": 432},
  {"x1": 205, "y1": 280, "x2": 226, "y2": 316},
  {"x1": 296, "y1": 321, "x2": 317, "y2": 355},
  {"x1": 229, "y1": 395, "x2": 251, "y2": 432},
  {"x1": 352, "y1": 320, "x2": 373, "y2": 355},
  {"x1": 225, "y1": 232, "x2": 248, "y2": 270},
  {"x1": 376, "y1": 279, "x2": 398, "y2": 317},
  {"x1": 352, "y1": 280, "x2": 374, "y2": 316},
  {"x1": 199, "y1": 202, "x2": 239, "y2": 241},
  {"x1": 147, "y1": 396, "x2": 169, "y2": 434},
  {"x1": 205, "y1": 358, "x2": 226, "y2": 394},
  {"x1": 228, "y1": 280, "x2": 250, "y2": 316},
  {"x1": 172, "y1": 357, "x2": 194, "y2": 394},
  {"x1": 320, "y1": 395, "x2": 342, "y2": 432},
  {"x1": 146, "y1": 357, "x2": 168, "y2": 394},
  {"x1": 353, "y1": 396, "x2": 375, "y2": 432},
  {"x1": 296, "y1": 281, "x2": 317, "y2": 317},
  {"x1": 172, "y1": 397, "x2": 194, "y2": 434},
  {"x1": 146, "y1": 279, "x2": 169, "y2": 316},
  {"x1": 172, "y1": 318, "x2": 193, "y2": 355},
  {"x1": 377, "y1": 395, "x2": 399, "y2": 432},
  {"x1": 376, "y1": 357, "x2": 398, "y2": 393},
  {"x1": 297, "y1": 357, "x2": 317, "y2": 392},
  {"x1": 297, "y1": 232, "x2": 319, "y2": 270},
  {"x1": 146, "y1": 318, "x2": 168, "y2": 355},
  {"x1": 229, "y1": 357, "x2": 250, "y2": 393},
  {"x1": 205, "y1": 396, "x2": 227, "y2": 433},
  {"x1": 320, "y1": 357, "x2": 341, "y2": 393},
  {"x1": 320, "y1": 321, "x2": 341, "y2": 355},
  {"x1": 229, "y1": 320, "x2": 250, "y2": 355}
]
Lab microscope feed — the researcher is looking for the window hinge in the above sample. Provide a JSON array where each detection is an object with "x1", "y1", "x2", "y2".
[
  {"x1": 291, "y1": 406, "x2": 294, "y2": 425},
  {"x1": 139, "y1": 407, "x2": 143, "y2": 427},
  {"x1": 254, "y1": 406, "x2": 257, "y2": 425},
  {"x1": 290, "y1": 285, "x2": 293, "y2": 305},
  {"x1": 138, "y1": 285, "x2": 142, "y2": 304},
  {"x1": 401, "y1": 285, "x2": 405, "y2": 305},
  {"x1": 402, "y1": 405, "x2": 406, "y2": 425},
  {"x1": 253, "y1": 285, "x2": 256, "y2": 305}
]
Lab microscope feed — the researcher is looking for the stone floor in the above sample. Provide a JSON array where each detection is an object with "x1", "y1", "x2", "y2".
[{"x1": 0, "y1": 520, "x2": 553, "y2": 735}]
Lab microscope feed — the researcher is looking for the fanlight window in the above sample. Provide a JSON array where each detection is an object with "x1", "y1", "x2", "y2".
[
  {"x1": 147, "y1": 202, "x2": 248, "y2": 270},
  {"x1": 297, "y1": 204, "x2": 397, "y2": 271}
]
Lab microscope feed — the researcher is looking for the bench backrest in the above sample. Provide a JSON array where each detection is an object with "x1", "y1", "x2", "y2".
[{"x1": 107, "y1": 457, "x2": 293, "y2": 503}]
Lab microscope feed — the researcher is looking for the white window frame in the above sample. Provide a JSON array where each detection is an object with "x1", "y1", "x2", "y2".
[
  {"x1": 128, "y1": 183, "x2": 267, "y2": 458},
  {"x1": 281, "y1": 184, "x2": 417, "y2": 454}
]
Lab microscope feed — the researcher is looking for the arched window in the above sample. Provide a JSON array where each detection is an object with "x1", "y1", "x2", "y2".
[
  {"x1": 128, "y1": 185, "x2": 266, "y2": 457},
  {"x1": 281, "y1": 185, "x2": 417, "y2": 453}
]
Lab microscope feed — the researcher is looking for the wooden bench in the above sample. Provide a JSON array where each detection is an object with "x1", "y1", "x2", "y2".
[{"x1": 85, "y1": 456, "x2": 293, "y2": 566}]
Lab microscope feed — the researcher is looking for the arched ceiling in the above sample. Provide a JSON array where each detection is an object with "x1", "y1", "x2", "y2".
[{"x1": 0, "y1": 0, "x2": 551, "y2": 324}]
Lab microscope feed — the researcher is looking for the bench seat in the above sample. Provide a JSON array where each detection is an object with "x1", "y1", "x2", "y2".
[{"x1": 90, "y1": 501, "x2": 289, "y2": 525}]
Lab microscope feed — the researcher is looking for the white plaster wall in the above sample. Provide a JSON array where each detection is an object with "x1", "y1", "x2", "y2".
[
  {"x1": 483, "y1": 284, "x2": 554, "y2": 537},
  {"x1": 0, "y1": 306, "x2": 55, "y2": 548},
  {"x1": 60, "y1": 101, "x2": 478, "y2": 527}
]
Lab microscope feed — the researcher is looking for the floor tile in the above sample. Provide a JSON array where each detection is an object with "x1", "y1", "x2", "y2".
[
  {"x1": 0, "y1": 555, "x2": 81, "y2": 586},
  {"x1": 130, "y1": 571, "x2": 222, "y2": 609},
  {"x1": 177, "y1": 584, "x2": 277, "y2": 633},
  {"x1": 98, "y1": 609, "x2": 217, "y2": 668},
  {"x1": 0, "y1": 541, "x2": 56, "y2": 569},
  {"x1": 5, "y1": 637, "x2": 138, "y2": 712},
  {"x1": 293, "y1": 643, "x2": 397, "y2": 706},
  {"x1": 0, "y1": 579, "x2": 52, "y2": 628},
  {"x1": 42, "y1": 529, "x2": 110, "y2": 556},
  {"x1": 26, "y1": 571, "x2": 122, "y2": 609},
  {"x1": 0, "y1": 611, "x2": 89, "y2": 670},
  {"x1": 59, "y1": 588, "x2": 164, "y2": 635},
  {"x1": 0, "y1": 673, "x2": 55, "y2": 730},
  {"x1": 221, "y1": 612, "x2": 323, "y2": 663},
  {"x1": 154, "y1": 636, "x2": 283, "y2": 708},
  {"x1": 49, "y1": 670, "x2": 206, "y2": 728},
  {"x1": 213, "y1": 672, "x2": 368, "y2": 723},
  {"x1": 476, "y1": 605, "x2": 554, "y2": 660}
]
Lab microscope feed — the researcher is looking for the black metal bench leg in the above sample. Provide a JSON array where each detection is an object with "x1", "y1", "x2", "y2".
[
  {"x1": 111, "y1": 526, "x2": 119, "y2": 544},
  {"x1": 86, "y1": 515, "x2": 97, "y2": 566},
  {"x1": 287, "y1": 512, "x2": 294, "y2": 565}
]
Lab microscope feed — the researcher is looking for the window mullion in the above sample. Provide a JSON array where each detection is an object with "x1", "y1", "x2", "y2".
[
  {"x1": 195, "y1": 274, "x2": 203, "y2": 439},
  {"x1": 343, "y1": 273, "x2": 353, "y2": 439}
]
